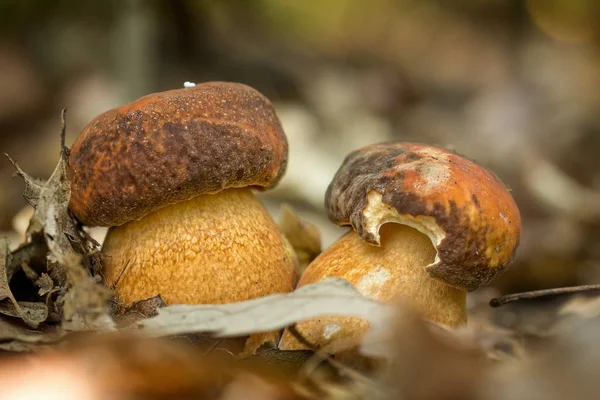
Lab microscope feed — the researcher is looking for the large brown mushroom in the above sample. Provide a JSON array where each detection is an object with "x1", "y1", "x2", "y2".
[
  {"x1": 279, "y1": 142, "x2": 521, "y2": 351},
  {"x1": 68, "y1": 82, "x2": 298, "y2": 316}
]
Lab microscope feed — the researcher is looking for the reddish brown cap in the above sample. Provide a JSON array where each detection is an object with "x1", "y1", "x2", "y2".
[
  {"x1": 325, "y1": 142, "x2": 521, "y2": 291},
  {"x1": 68, "y1": 82, "x2": 288, "y2": 227}
]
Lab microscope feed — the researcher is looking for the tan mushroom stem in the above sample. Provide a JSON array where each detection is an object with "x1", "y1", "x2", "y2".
[
  {"x1": 279, "y1": 223, "x2": 466, "y2": 351},
  {"x1": 102, "y1": 187, "x2": 298, "y2": 305}
]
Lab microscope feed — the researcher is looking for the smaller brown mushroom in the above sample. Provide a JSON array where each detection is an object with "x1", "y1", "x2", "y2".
[{"x1": 279, "y1": 142, "x2": 521, "y2": 351}]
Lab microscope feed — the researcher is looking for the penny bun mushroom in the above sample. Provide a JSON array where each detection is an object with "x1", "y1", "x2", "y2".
[
  {"x1": 279, "y1": 141, "x2": 521, "y2": 351},
  {"x1": 68, "y1": 82, "x2": 298, "y2": 314}
]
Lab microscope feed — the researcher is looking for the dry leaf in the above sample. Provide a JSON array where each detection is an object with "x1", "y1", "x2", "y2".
[
  {"x1": 0, "y1": 301, "x2": 48, "y2": 325},
  {"x1": 7, "y1": 115, "x2": 114, "y2": 333},
  {"x1": 35, "y1": 273, "x2": 54, "y2": 296},
  {"x1": 279, "y1": 204, "x2": 322, "y2": 271},
  {"x1": 115, "y1": 295, "x2": 167, "y2": 328},
  {"x1": 21, "y1": 119, "x2": 80, "y2": 264},
  {"x1": 0, "y1": 315, "x2": 63, "y2": 351},
  {"x1": 132, "y1": 278, "x2": 393, "y2": 339},
  {"x1": 5, "y1": 155, "x2": 44, "y2": 209}
]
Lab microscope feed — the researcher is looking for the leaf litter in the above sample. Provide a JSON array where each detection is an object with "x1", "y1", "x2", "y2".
[
  {"x1": 2, "y1": 111, "x2": 114, "y2": 346},
  {"x1": 3, "y1": 113, "x2": 600, "y2": 398}
]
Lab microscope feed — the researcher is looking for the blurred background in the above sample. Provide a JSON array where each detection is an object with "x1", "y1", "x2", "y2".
[{"x1": 1, "y1": 0, "x2": 600, "y2": 295}]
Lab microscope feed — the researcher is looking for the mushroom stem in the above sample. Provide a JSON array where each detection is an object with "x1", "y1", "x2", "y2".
[
  {"x1": 279, "y1": 223, "x2": 466, "y2": 351},
  {"x1": 101, "y1": 187, "x2": 298, "y2": 306}
]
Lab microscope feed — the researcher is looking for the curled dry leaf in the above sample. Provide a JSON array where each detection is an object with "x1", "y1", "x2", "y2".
[
  {"x1": 279, "y1": 204, "x2": 322, "y2": 271},
  {"x1": 7, "y1": 113, "x2": 114, "y2": 333},
  {"x1": 132, "y1": 278, "x2": 394, "y2": 340}
]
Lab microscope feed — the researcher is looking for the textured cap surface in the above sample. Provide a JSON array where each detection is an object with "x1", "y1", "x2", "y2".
[
  {"x1": 325, "y1": 142, "x2": 521, "y2": 291},
  {"x1": 68, "y1": 82, "x2": 288, "y2": 226}
]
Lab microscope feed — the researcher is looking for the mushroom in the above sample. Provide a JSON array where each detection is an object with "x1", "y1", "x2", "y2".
[
  {"x1": 279, "y1": 142, "x2": 521, "y2": 351},
  {"x1": 68, "y1": 82, "x2": 298, "y2": 317}
]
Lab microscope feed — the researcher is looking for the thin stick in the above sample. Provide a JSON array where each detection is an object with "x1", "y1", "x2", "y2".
[
  {"x1": 60, "y1": 108, "x2": 70, "y2": 159},
  {"x1": 490, "y1": 284, "x2": 600, "y2": 307},
  {"x1": 111, "y1": 259, "x2": 131, "y2": 290}
]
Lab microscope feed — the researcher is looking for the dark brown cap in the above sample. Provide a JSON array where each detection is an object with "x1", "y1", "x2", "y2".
[
  {"x1": 325, "y1": 142, "x2": 521, "y2": 291},
  {"x1": 68, "y1": 82, "x2": 288, "y2": 227}
]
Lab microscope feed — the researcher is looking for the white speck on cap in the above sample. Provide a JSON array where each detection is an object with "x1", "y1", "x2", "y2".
[{"x1": 183, "y1": 81, "x2": 196, "y2": 88}]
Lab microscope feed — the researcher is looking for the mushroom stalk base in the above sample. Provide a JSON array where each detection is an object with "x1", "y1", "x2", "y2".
[
  {"x1": 101, "y1": 187, "x2": 298, "y2": 306},
  {"x1": 279, "y1": 223, "x2": 466, "y2": 351}
]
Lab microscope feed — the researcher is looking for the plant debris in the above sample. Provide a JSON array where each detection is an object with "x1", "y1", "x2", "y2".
[
  {"x1": 2, "y1": 112, "x2": 114, "y2": 346},
  {"x1": 35, "y1": 273, "x2": 54, "y2": 296},
  {"x1": 4, "y1": 114, "x2": 600, "y2": 399},
  {"x1": 131, "y1": 277, "x2": 393, "y2": 339},
  {"x1": 490, "y1": 285, "x2": 600, "y2": 307},
  {"x1": 114, "y1": 295, "x2": 167, "y2": 328}
]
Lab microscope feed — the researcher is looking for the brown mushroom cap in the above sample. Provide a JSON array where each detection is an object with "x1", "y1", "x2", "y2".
[
  {"x1": 326, "y1": 142, "x2": 521, "y2": 291},
  {"x1": 68, "y1": 82, "x2": 288, "y2": 227}
]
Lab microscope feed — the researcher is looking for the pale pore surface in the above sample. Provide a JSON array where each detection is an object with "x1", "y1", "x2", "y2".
[
  {"x1": 102, "y1": 188, "x2": 299, "y2": 305},
  {"x1": 279, "y1": 223, "x2": 466, "y2": 351}
]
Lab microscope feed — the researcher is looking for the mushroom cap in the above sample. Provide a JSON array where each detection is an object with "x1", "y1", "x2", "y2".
[
  {"x1": 325, "y1": 142, "x2": 521, "y2": 291},
  {"x1": 68, "y1": 82, "x2": 288, "y2": 227}
]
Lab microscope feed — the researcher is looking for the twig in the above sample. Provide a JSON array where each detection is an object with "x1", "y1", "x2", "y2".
[
  {"x1": 60, "y1": 109, "x2": 70, "y2": 160},
  {"x1": 112, "y1": 259, "x2": 131, "y2": 290},
  {"x1": 490, "y1": 284, "x2": 600, "y2": 307}
]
